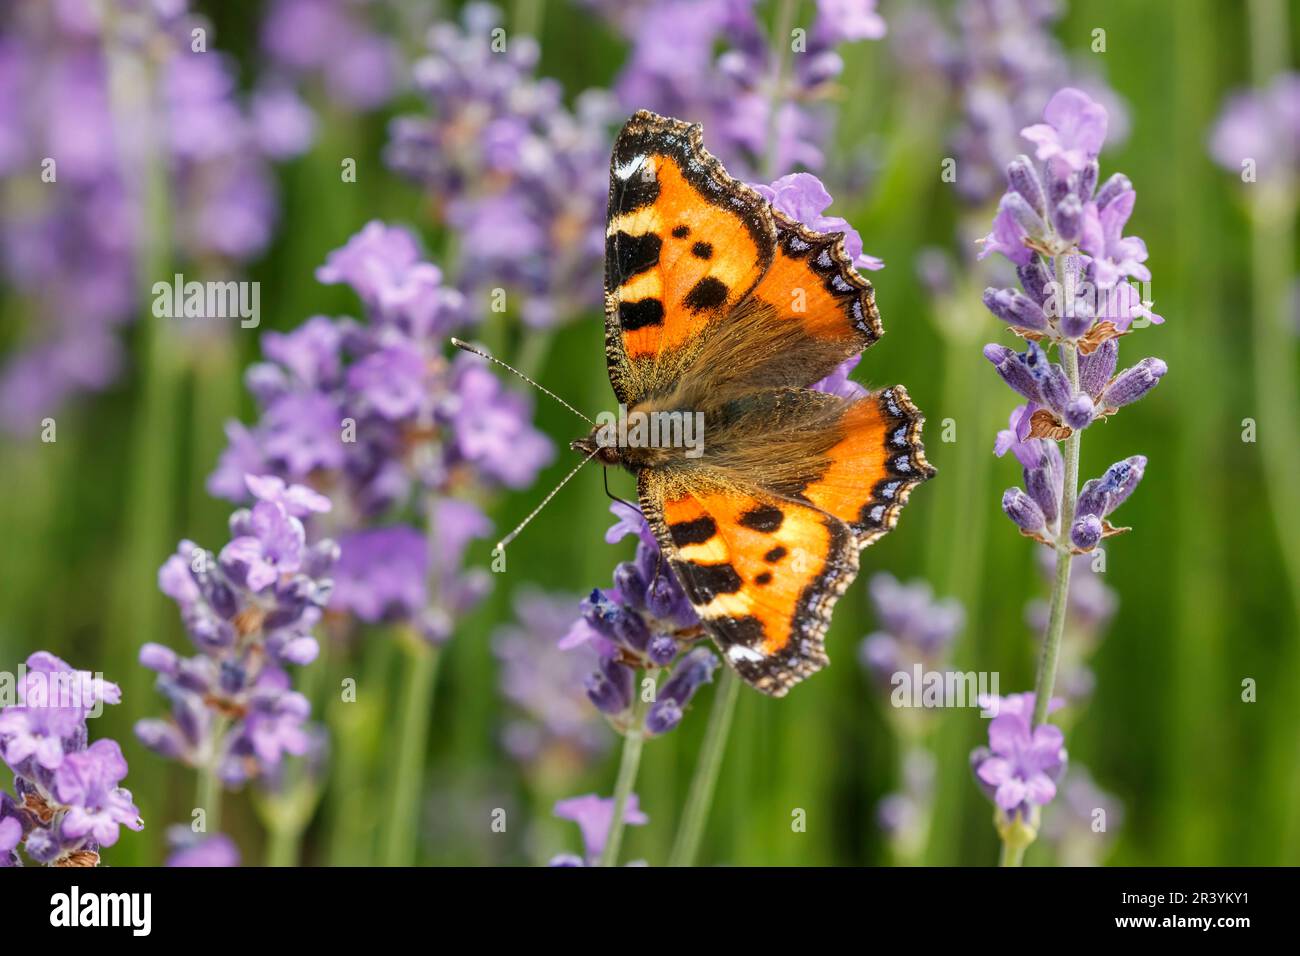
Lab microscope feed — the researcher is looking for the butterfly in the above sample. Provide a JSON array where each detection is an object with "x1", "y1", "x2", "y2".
[{"x1": 571, "y1": 110, "x2": 935, "y2": 697}]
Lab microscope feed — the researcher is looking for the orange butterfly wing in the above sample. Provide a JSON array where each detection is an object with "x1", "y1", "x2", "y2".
[
  {"x1": 639, "y1": 474, "x2": 859, "y2": 696},
  {"x1": 601, "y1": 111, "x2": 934, "y2": 695}
]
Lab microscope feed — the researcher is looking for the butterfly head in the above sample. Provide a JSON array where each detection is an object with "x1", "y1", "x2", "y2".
[{"x1": 570, "y1": 429, "x2": 624, "y2": 468}]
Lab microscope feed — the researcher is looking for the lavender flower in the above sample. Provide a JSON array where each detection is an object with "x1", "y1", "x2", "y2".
[
  {"x1": 165, "y1": 829, "x2": 241, "y2": 868},
  {"x1": 209, "y1": 222, "x2": 550, "y2": 638},
  {"x1": 605, "y1": 0, "x2": 887, "y2": 180},
  {"x1": 1040, "y1": 765, "x2": 1123, "y2": 866},
  {"x1": 908, "y1": 0, "x2": 1129, "y2": 206},
  {"x1": 551, "y1": 793, "x2": 649, "y2": 866},
  {"x1": 137, "y1": 475, "x2": 337, "y2": 786},
  {"x1": 0, "y1": 652, "x2": 141, "y2": 866},
  {"x1": 982, "y1": 89, "x2": 1164, "y2": 548},
  {"x1": 755, "y1": 173, "x2": 884, "y2": 270},
  {"x1": 260, "y1": 0, "x2": 401, "y2": 111},
  {"x1": 859, "y1": 573, "x2": 963, "y2": 693},
  {"x1": 875, "y1": 748, "x2": 935, "y2": 862},
  {"x1": 0, "y1": 1, "x2": 303, "y2": 435},
  {"x1": 492, "y1": 589, "x2": 611, "y2": 767},
  {"x1": 1209, "y1": 72, "x2": 1300, "y2": 184},
  {"x1": 975, "y1": 89, "x2": 1160, "y2": 865},
  {"x1": 970, "y1": 692, "x2": 1067, "y2": 847},
  {"x1": 564, "y1": 503, "x2": 712, "y2": 737},
  {"x1": 386, "y1": 4, "x2": 617, "y2": 329}
]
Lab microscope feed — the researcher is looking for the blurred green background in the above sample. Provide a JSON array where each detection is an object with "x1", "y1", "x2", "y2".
[{"x1": 1, "y1": 0, "x2": 1297, "y2": 866}]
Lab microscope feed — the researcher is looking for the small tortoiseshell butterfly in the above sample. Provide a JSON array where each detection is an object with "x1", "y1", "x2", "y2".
[{"x1": 571, "y1": 110, "x2": 936, "y2": 697}]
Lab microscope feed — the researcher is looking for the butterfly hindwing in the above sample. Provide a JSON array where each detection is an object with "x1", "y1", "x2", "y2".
[
  {"x1": 639, "y1": 470, "x2": 859, "y2": 696},
  {"x1": 797, "y1": 387, "x2": 935, "y2": 547}
]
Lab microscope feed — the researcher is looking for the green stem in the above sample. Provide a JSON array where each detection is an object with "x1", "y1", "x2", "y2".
[
  {"x1": 668, "y1": 668, "x2": 741, "y2": 866},
  {"x1": 196, "y1": 715, "x2": 229, "y2": 837},
  {"x1": 1246, "y1": 0, "x2": 1300, "y2": 625},
  {"x1": 597, "y1": 688, "x2": 651, "y2": 867},
  {"x1": 382, "y1": 637, "x2": 440, "y2": 866},
  {"x1": 265, "y1": 821, "x2": 302, "y2": 868},
  {"x1": 1031, "y1": 277, "x2": 1082, "y2": 730},
  {"x1": 999, "y1": 841, "x2": 1026, "y2": 867},
  {"x1": 513, "y1": 0, "x2": 545, "y2": 38}
]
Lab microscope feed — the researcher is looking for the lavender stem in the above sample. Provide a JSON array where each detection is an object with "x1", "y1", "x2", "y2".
[
  {"x1": 668, "y1": 667, "x2": 741, "y2": 866},
  {"x1": 381, "y1": 635, "x2": 440, "y2": 866},
  {"x1": 597, "y1": 685, "x2": 651, "y2": 867},
  {"x1": 1030, "y1": 249, "x2": 1083, "y2": 731}
]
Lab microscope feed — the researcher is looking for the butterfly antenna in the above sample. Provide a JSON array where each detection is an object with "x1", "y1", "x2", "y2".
[
  {"x1": 450, "y1": 337, "x2": 597, "y2": 427},
  {"x1": 495, "y1": 445, "x2": 603, "y2": 552}
]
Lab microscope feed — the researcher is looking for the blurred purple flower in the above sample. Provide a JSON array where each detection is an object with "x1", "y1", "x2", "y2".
[
  {"x1": 386, "y1": 5, "x2": 616, "y2": 329},
  {"x1": 859, "y1": 573, "x2": 963, "y2": 691},
  {"x1": 1209, "y1": 72, "x2": 1300, "y2": 182},
  {"x1": 912, "y1": 0, "x2": 1129, "y2": 206},
  {"x1": 165, "y1": 830, "x2": 241, "y2": 867},
  {"x1": 492, "y1": 589, "x2": 611, "y2": 766},
  {"x1": 260, "y1": 0, "x2": 401, "y2": 111},
  {"x1": 553, "y1": 793, "x2": 648, "y2": 862},
  {"x1": 0, "y1": 2, "x2": 298, "y2": 436}
]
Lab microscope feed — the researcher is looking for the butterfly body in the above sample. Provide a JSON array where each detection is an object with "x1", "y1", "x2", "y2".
[{"x1": 595, "y1": 111, "x2": 934, "y2": 696}]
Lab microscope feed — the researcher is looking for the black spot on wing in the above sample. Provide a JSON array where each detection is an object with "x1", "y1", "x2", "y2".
[
  {"x1": 683, "y1": 276, "x2": 728, "y2": 313},
  {"x1": 755, "y1": 571, "x2": 772, "y2": 586},
  {"x1": 675, "y1": 561, "x2": 742, "y2": 602},
  {"x1": 712, "y1": 615, "x2": 764, "y2": 648},
  {"x1": 763, "y1": 546, "x2": 787, "y2": 563},
  {"x1": 672, "y1": 224, "x2": 690, "y2": 238},
  {"x1": 739, "y1": 504, "x2": 784, "y2": 533},
  {"x1": 691, "y1": 241, "x2": 713, "y2": 260},
  {"x1": 619, "y1": 298, "x2": 664, "y2": 331},
  {"x1": 607, "y1": 231, "x2": 662, "y2": 285},
  {"x1": 669, "y1": 516, "x2": 717, "y2": 547}
]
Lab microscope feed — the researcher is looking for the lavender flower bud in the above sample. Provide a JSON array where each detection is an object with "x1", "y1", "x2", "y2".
[
  {"x1": 1017, "y1": 259, "x2": 1052, "y2": 305},
  {"x1": 646, "y1": 648, "x2": 718, "y2": 735},
  {"x1": 1059, "y1": 293, "x2": 1095, "y2": 340},
  {"x1": 1039, "y1": 363, "x2": 1074, "y2": 416},
  {"x1": 1078, "y1": 338, "x2": 1119, "y2": 399},
  {"x1": 614, "y1": 561, "x2": 647, "y2": 610},
  {"x1": 644, "y1": 572, "x2": 680, "y2": 621},
  {"x1": 585, "y1": 656, "x2": 634, "y2": 716},
  {"x1": 582, "y1": 590, "x2": 648, "y2": 651},
  {"x1": 1002, "y1": 487, "x2": 1047, "y2": 534},
  {"x1": 1100, "y1": 455, "x2": 1147, "y2": 512},
  {"x1": 1101, "y1": 358, "x2": 1168, "y2": 408},
  {"x1": 24, "y1": 828, "x2": 63, "y2": 864},
  {"x1": 139, "y1": 642, "x2": 179, "y2": 676},
  {"x1": 983, "y1": 344, "x2": 1043, "y2": 402},
  {"x1": 1002, "y1": 191, "x2": 1047, "y2": 238},
  {"x1": 1071, "y1": 513, "x2": 1103, "y2": 551},
  {"x1": 984, "y1": 288, "x2": 1048, "y2": 330},
  {"x1": 647, "y1": 635, "x2": 678, "y2": 667},
  {"x1": 134, "y1": 719, "x2": 187, "y2": 759},
  {"x1": 1075, "y1": 478, "x2": 1110, "y2": 519},
  {"x1": 1053, "y1": 194, "x2": 1083, "y2": 243},
  {"x1": 1007, "y1": 154, "x2": 1047, "y2": 217},
  {"x1": 1024, "y1": 443, "x2": 1063, "y2": 526},
  {"x1": 1063, "y1": 394, "x2": 1095, "y2": 430},
  {"x1": 1095, "y1": 173, "x2": 1133, "y2": 210}
]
